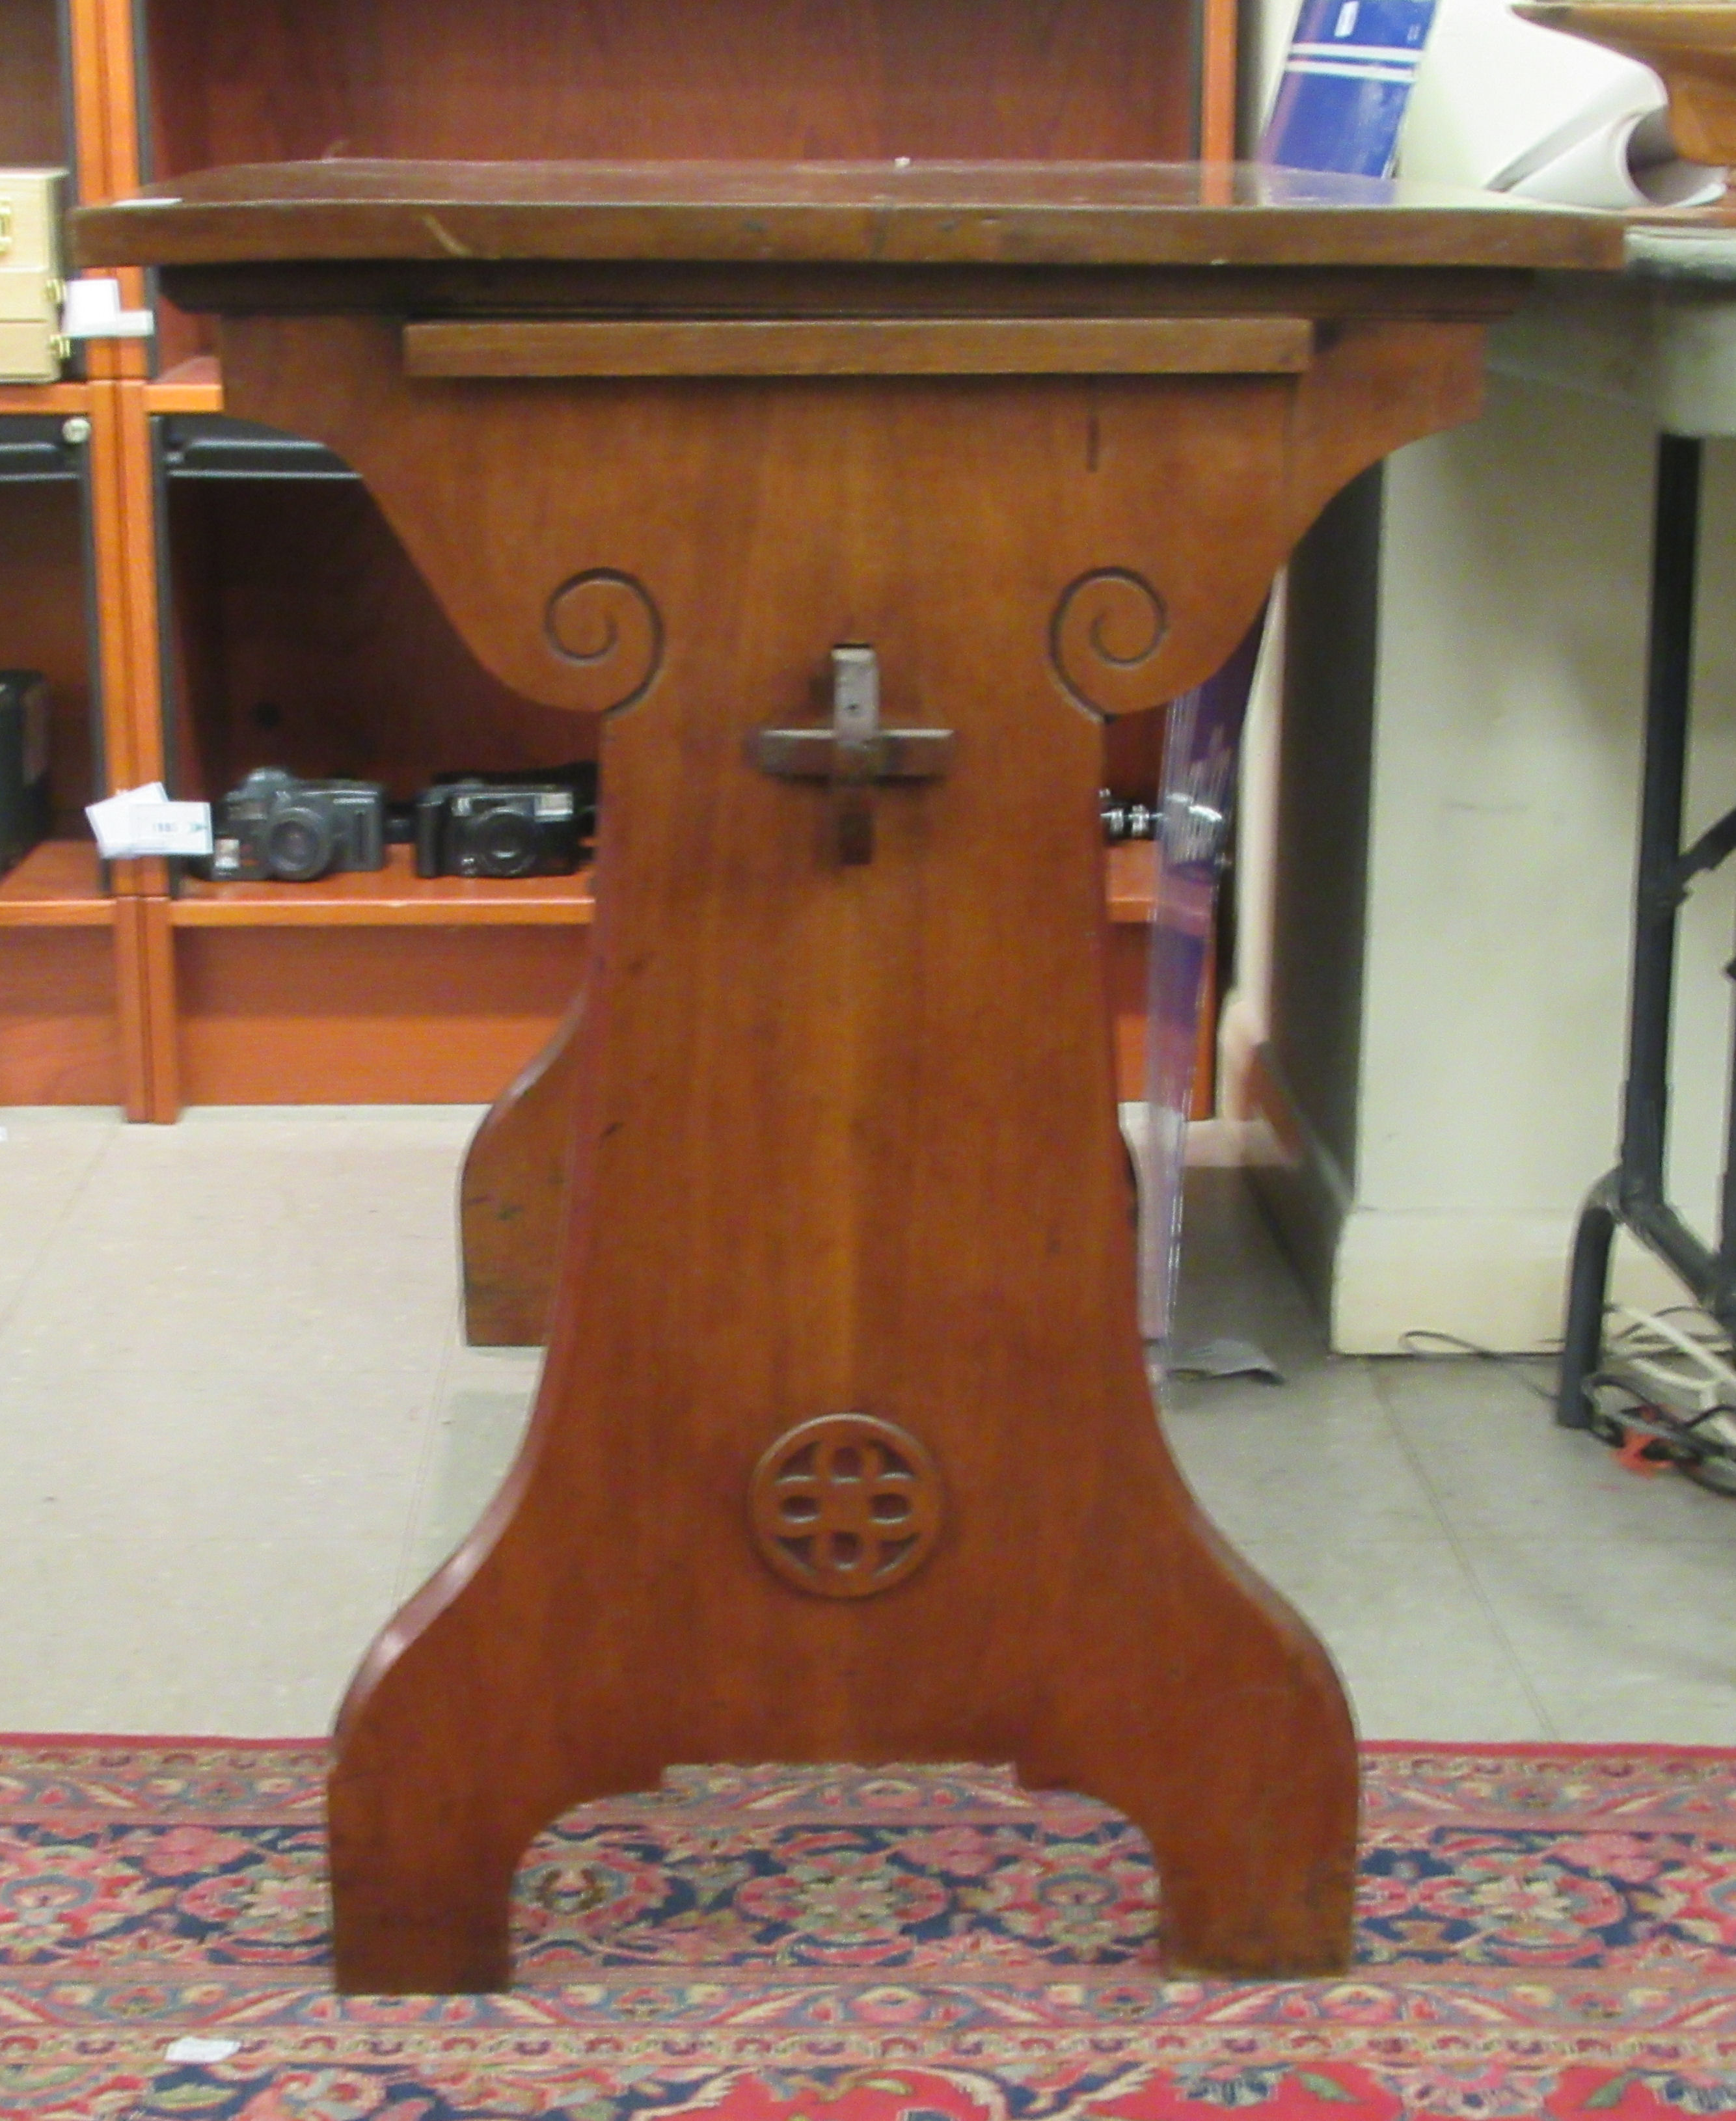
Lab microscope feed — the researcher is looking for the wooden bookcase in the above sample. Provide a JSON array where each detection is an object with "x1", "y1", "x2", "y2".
[{"x1": 13, "y1": 0, "x2": 1234, "y2": 1118}]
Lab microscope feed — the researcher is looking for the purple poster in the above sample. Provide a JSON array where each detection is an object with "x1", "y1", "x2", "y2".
[
  {"x1": 1138, "y1": 617, "x2": 1264, "y2": 1343},
  {"x1": 1137, "y1": 0, "x2": 1436, "y2": 1351}
]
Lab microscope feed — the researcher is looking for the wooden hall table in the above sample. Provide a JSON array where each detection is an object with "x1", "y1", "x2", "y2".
[{"x1": 76, "y1": 162, "x2": 1618, "y2": 1996}]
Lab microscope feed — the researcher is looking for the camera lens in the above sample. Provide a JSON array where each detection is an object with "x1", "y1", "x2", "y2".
[
  {"x1": 472, "y1": 808, "x2": 537, "y2": 878},
  {"x1": 265, "y1": 803, "x2": 334, "y2": 882}
]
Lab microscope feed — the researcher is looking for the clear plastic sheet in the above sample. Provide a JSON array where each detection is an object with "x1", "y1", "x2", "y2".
[{"x1": 1137, "y1": 615, "x2": 1265, "y2": 1349}]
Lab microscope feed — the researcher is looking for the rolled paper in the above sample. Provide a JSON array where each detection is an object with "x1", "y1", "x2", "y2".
[{"x1": 1491, "y1": 88, "x2": 1725, "y2": 206}]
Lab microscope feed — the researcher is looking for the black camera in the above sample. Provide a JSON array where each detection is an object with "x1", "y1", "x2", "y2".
[
  {"x1": 207, "y1": 767, "x2": 387, "y2": 882},
  {"x1": 0, "y1": 671, "x2": 50, "y2": 880},
  {"x1": 414, "y1": 767, "x2": 596, "y2": 880}
]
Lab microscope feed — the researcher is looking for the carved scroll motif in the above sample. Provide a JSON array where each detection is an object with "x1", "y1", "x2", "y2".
[
  {"x1": 1049, "y1": 567, "x2": 1170, "y2": 718},
  {"x1": 543, "y1": 569, "x2": 663, "y2": 712}
]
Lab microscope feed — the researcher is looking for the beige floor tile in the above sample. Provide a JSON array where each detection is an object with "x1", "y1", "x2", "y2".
[
  {"x1": 0, "y1": 1532, "x2": 401, "y2": 1736},
  {"x1": 1, "y1": 1115, "x2": 1729, "y2": 1749},
  {"x1": 1165, "y1": 1371, "x2": 1446, "y2": 1552},
  {"x1": 1232, "y1": 1530, "x2": 1549, "y2": 1742},
  {"x1": 1538, "y1": 1682, "x2": 1736, "y2": 1746},
  {"x1": 0, "y1": 1370, "x2": 437, "y2": 1544},
  {"x1": 1455, "y1": 1532, "x2": 1736, "y2": 1735},
  {"x1": 0, "y1": 1108, "x2": 116, "y2": 1326},
  {"x1": 395, "y1": 1343, "x2": 541, "y2": 1596},
  {"x1": 1374, "y1": 1353, "x2": 1736, "y2": 1550},
  {"x1": 1165, "y1": 1165, "x2": 1328, "y2": 1377}
]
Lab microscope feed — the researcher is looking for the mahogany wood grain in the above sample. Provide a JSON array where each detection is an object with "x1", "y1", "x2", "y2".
[
  {"x1": 102, "y1": 0, "x2": 152, "y2": 383},
  {"x1": 112, "y1": 893, "x2": 180, "y2": 1119},
  {"x1": 113, "y1": 898, "x2": 150, "y2": 1120},
  {"x1": 461, "y1": 982, "x2": 587, "y2": 1347},
  {"x1": 464, "y1": 849, "x2": 1163, "y2": 1349},
  {"x1": 77, "y1": 159, "x2": 1620, "y2": 275},
  {"x1": 82, "y1": 166, "x2": 1619, "y2": 1995},
  {"x1": 173, "y1": 925, "x2": 588, "y2": 1105},
  {"x1": 1200, "y1": 0, "x2": 1238, "y2": 162},
  {"x1": 404, "y1": 315, "x2": 1315, "y2": 379},
  {"x1": 135, "y1": 0, "x2": 1209, "y2": 373},
  {"x1": 0, "y1": 0, "x2": 67, "y2": 169},
  {"x1": 212, "y1": 308, "x2": 1490, "y2": 720},
  {"x1": 116, "y1": 382, "x2": 167, "y2": 787},
  {"x1": 219, "y1": 308, "x2": 1469, "y2": 1995},
  {"x1": 0, "y1": 480, "x2": 96, "y2": 839},
  {"x1": 0, "y1": 926, "x2": 122, "y2": 1103},
  {"x1": 0, "y1": 384, "x2": 92, "y2": 414},
  {"x1": 100, "y1": 383, "x2": 173, "y2": 905},
  {"x1": 158, "y1": 259, "x2": 1547, "y2": 332},
  {"x1": 140, "y1": 893, "x2": 180, "y2": 1120},
  {"x1": 162, "y1": 479, "x2": 599, "y2": 806},
  {"x1": 144, "y1": 371, "x2": 226, "y2": 415},
  {"x1": 141, "y1": 0, "x2": 1198, "y2": 173},
  {"x1": 0, "y1": 841, "x2": 113, "y2": 926},
  {"x1": 65, "y1": 0, "x2": 109, "y2": 199}
]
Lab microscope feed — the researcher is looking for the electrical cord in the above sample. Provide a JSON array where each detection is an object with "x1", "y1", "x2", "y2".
[
  {"x1": 1396, "y1": 1329, "x2": 1559, "y2": 1405},
  {"x1": 1587, "y1": 1303, "x2": 1736, "y2": 1496},
  {"x1": 1399, "y1": 1316, "x2": 1736, "y2": 1497}
]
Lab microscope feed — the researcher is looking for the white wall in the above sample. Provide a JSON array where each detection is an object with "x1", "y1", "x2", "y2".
[{"x1": 1236, "y1": 0, "x2": 1736, "y2": 1349}]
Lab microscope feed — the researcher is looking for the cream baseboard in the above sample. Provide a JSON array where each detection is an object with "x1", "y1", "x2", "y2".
[{"x1": 1236, "y1": 1042, "x2": 1684, "y2": 1354}]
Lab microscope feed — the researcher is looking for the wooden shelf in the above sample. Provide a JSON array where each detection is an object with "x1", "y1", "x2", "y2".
[
  {"x1": 172, "y1": 841, "x2": 1147, "y2": 930},
  {"x1": 1106, "y1": 837, "x2": 1157, "y2": 921},
  {"x1": 0, "y1": 383, "x2": 92, "y2": 416},
  {"x1": 13, "y1": 0, "x2": 1225, "y2": 1117},
  {"x1": 0, "y1": 840, "x2": 115, "y2": 926},
  {"x1": 170, "y1": 842, "x2": 596, "y2": 927},
  {"x1": 146, "y1": 357, "x2": 224, "y2": 414}
]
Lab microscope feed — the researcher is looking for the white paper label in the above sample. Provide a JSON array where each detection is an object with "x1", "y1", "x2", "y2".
[
  {"x1": 86, "y1": 783, "x2": 213, "y2": 859},
  {"x1": 164, "y1": 2036, "x2": 241, "y2": 2064}
]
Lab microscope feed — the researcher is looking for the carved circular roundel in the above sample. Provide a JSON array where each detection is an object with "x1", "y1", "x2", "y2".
[{"x1": 750, "y1": 1412, "x2": 943, "y2": 1599}]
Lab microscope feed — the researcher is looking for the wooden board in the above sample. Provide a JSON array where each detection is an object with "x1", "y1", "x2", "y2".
[
  {"x1": 0, "y1": 0, "x2": 68, "y2": 168},
  {"x1": 172, "y1": 925, "x2": 588, "y2": 1103},
  {"x1": 136, "y1": 0, "x2": 1209, "y2": 368},
  {"x1": 142, "y1": 0, "x2": 1201, "y2": 170},
  {"x1": 198, "y1": 301, "x2": 1480, "y2": 1994},
  {"x1": 0, "y1": 841, "x2": 113, "y2": 926},
  {"x1": 0, "y1": 927, "x2": 122, "y2": 1102},
  {"x1": 0, "y1": 480, "x2": 96, "y2": 839},
  {"x1": 404, "y1": 314, "x2": 1317, "y2": 378},
  {"x1": 171, "y1": 844, "x2": 596, "y2": 926},
  {"x1": 163, "y1": 478, "x2": 600, "y2": 804},
  {"x1": 74, "y1": 150, "x2": 1622, "y2": 2001},
  {"x1": 465, "y1": 848, "x2": 1169, "y2": 1347},
  {"x1": 75, "y1": 159, "x2": 1621, "y2": 275}
]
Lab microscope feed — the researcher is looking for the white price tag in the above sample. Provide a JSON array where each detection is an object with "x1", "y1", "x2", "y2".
[
  {"x1": 85, "y1": 783, "x2": 213, "y2": 859},
  {"x1": 124, "y1": 801, "x2": 214, "y2": 856}
]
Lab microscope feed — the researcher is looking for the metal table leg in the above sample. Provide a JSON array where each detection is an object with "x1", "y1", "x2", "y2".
[{"x1": 1557, "y1": 432, "x2": 1704, "y2": 1427}]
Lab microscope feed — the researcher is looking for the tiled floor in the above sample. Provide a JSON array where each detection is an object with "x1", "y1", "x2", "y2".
[{"x1": 1, "y1": 1105, "x2": 1731, "y2": 1744}]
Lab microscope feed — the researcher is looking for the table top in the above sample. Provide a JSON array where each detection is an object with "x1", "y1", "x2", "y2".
[
  {"x1": 1493, "y1": 221, "x2": 1736, "y2": 432},
  {"x1": 74, "y1": 160, "x2": 1623, "y2": 274},
  {"x1": 1625, "y1": 221, "x2": 1736, "y2": 285}
]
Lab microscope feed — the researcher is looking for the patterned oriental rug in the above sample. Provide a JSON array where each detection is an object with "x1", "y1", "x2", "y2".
[{"x1": 3, "y1": 1742, "x2": 1735, "y2": 2121}]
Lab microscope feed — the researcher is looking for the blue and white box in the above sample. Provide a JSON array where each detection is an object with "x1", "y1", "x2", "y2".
[{"x1": 1259, "y1": 0, "x2": 1438, "y2": 177}]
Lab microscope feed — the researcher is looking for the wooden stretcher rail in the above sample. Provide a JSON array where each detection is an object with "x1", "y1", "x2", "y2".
[{"x1": 403, "y1": 314, "x2": 1316, "y2": 379}]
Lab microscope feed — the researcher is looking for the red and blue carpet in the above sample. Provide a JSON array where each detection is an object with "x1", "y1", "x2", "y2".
[{"x1": 2, "y1": 1740, "x2": 1734, "y2": 2120}]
